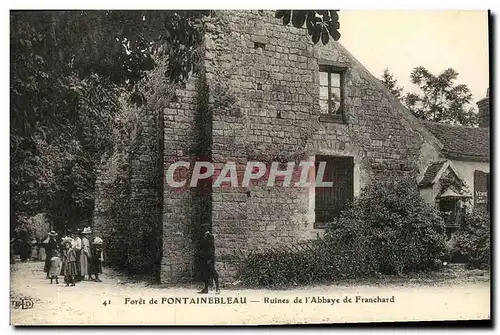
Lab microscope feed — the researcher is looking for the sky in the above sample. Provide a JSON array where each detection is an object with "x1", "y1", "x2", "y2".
[{"x1": 337, "y1": 10, "x2": 490, "y2": 104}]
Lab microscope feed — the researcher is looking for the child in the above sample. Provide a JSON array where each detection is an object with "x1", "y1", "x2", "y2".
[
  {"x1": 48, "y1": 250, "x2": 62, "y2": 284},
  {"x1": 90, "y1": 237, "x2": 104, "y2": 282},
  {"x1": 62, "y1": 238, "x2": 78, "y2": 287}
]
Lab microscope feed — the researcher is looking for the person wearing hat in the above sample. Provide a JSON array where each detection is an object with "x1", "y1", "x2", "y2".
[
  {"x1": 38, "y1": 237, "x2": 46, "y2": 262},
  {"x1": 198, "y1": 226, "x2": 220, "y2": 294},
  {"x1": 72, "y1": 228, "x2": 83, "y2": 281},
  {"x1": 89, "y1": 236, "x2": 104, "y2": 282},
  {"x1": 80, "y1": 227, "x2": 92, "y2": 281},
  {"x1": 43, "y1": 231, "x2": 59, "y2": 279},
  {"x1": 30, "y1": 237, "x2": 39, "y2": 261}
]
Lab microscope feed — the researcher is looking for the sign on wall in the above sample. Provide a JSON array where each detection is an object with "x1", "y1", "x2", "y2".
[
  {"x1": 474, "y1": 170, "x2": 489, "y2": 210},
  {"x1": 476, "y1": 190, "x2": 488, "y2": 204}
]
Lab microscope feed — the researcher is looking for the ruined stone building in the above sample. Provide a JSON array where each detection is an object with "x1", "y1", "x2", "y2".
[{"x1": 92, "y1": 11, "x2": 489, "y2": 283}]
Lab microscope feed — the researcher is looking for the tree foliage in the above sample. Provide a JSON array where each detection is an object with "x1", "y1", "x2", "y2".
[
  {"x1": 403, "y1": 66, "x2": 478, "y2": 126},
  {"x1": 10, "y1": 10, "x2": 209, "y2": 234},
  {"x1": 455, "y1": 209, "x2": 490, "y2": 269},
  {"x1": 275, "y1": 10, "x2": 341, "y2": 45},
  {"x1": 380, "y1": 67, "x2": 403, "y2": 99}
]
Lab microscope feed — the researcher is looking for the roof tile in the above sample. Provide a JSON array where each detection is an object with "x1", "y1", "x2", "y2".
[
  {"x1": 419, "y1": 161, "x2": 446, "y2": 187},
  {"x1": 423, "y1": 121, "x2": 490, "y2": 160}
]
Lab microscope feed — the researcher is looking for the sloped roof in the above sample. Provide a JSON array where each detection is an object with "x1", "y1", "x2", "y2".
[
  {"x1": 423, "y1": 121, "x2": 490, "y2": 161},
  {"x1": 332, "y1": 43, "x2": 444, "y2": 151},
  {"x1": 419, "y1": 161, "x2": 446, "y2": 187},
  {"x1": 419, "y1": 160, "x2": 473, "y2": 198},
  {"x1": 440, "y1": 187, "x2": 472, "y2": 198}
]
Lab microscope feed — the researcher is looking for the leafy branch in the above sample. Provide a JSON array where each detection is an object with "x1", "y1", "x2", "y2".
[{"x1": 275, "y1": 10, "x2": 341, "y2": 45}]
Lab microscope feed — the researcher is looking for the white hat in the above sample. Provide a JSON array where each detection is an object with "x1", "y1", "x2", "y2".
[
  {"x1": 93, "y1": 237, "x2": 103, "y2": 245},
  {"x1": 61, "y1": 237, "x2": 73, "y2": 245},
  {"x1": 82, "y1": 227, "x2": 92, "y2": 234},
  {"x1": 48, "y1": 231, "x2": 58, "y2": 237}
]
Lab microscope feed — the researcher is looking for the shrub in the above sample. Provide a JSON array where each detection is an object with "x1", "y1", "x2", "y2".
[
  {"x1": 238, "y1": 239, "x2": 362, "y2": 288},
  {"x1": 238, "y1": 176, "x2": 447, "y2": 287},
  {"x1": 327, "y1": 176, "x2": 446, "y2": 274},
  {"x1": 444, "y1": 235, "x2": 466, "y2": 263},
  {"x1": 454, "y1": 209, "x2": 490, "y2": 269}
]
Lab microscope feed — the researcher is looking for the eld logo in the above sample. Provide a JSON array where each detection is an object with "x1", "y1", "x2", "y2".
[{"x1": 11, "y1": 298, "x2": 34, "y2": 310}]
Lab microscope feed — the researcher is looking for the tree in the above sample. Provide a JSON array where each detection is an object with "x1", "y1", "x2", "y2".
[
  {"x1": 381, "y1": 68, "x2": 403, "y2": 99},
  {"x1": 275, "y1": 10, "x2": 341, "y2": 44},
  {"x1": 10, "y1": 10, "x2": 207, "y2": 234},
  {"x1": 403, "y1": 67, "x2": 478, "y2": 126}
]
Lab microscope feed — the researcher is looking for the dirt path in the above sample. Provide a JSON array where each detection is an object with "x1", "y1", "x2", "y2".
[{"x1": 10, "y1": 261, "x2": 490, "y2": 325}]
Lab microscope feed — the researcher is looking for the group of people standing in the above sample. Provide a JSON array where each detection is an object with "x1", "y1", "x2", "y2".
[{"x1": 44, "y1": 227, "x2": 104, "y2": 287}]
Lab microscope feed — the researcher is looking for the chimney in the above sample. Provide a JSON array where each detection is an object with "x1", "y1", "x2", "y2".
[{"x1": 477, "y1": 88, "x2": 490, "y2": 128}]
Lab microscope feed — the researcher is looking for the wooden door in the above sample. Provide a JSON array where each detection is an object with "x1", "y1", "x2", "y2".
[{"x1": 314, "y1": 156, "x2": 354, "y2": 228}]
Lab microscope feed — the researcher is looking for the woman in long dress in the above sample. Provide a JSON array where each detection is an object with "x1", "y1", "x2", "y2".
[
  {"x1": 80, "y1": 227, "x2": 92, "y2": 280},
  {"x1": 43, "y1": 232, "x2": 58, "y2": 278},
  {"x1": 89, "y1": 237, "x2": 104, "y2": 282},
  {"x1": 30, "y1": 238, "x2": 39, "y2": 261},
  {"x1": 18, "y1": 231, "x2": 30, "y2": 262},
  {"x1": 72, "y1": 229, "x2": 82, "y2": 280},
  {"x1": 38, "y1": 243, "x2": 46, "y2": 261}
]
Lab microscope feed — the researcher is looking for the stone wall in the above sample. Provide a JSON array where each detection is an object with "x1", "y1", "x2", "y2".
[
  {"x1": 92, "y1": 101, "x2": 163, "y2": 274},
  {"x1": 92, "y1": 99, "x2": 136, "y2": 269},
  {"x1": 128, "y1": 103, "x2": 163, "y2": 275},
  {"x1": 93, "y1": 60, "x2": 175, "y2": 277},
  {"x1": 161, "y1": 75, "x2": 201, "y2": 283}
]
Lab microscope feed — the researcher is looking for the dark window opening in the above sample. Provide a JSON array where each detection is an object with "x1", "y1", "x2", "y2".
[
  {"x1": 254, "y1": 42, "x2": 265, "y2": 49},
  {"x1": 314, "y1": 156, "x2": 354, "y2": 229},
  {"x1": 439, "y1": 197, "x2": 465, "y2": 239}
]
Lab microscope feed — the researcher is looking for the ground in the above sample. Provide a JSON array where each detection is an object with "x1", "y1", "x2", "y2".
[{"x1": 10, "y1": 261, "x2": 490, "y2": 325}]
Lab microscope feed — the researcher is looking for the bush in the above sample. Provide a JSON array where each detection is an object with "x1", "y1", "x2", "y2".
[
  {"x1": 444, "y1": 235, "x2": 466, "y2": 263},
  {"x1": 238, "y1": 239, "x2": 367, "y2": 287},
  {"x1": 238, "y1": 176, "x2": 447, "y2": 287},
  {"x1": 454, "y1": 209, "x2": 490, "y2": 269},
  {"x1": 327, "y1": 176, "x2": 446, "y2": 274}
]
